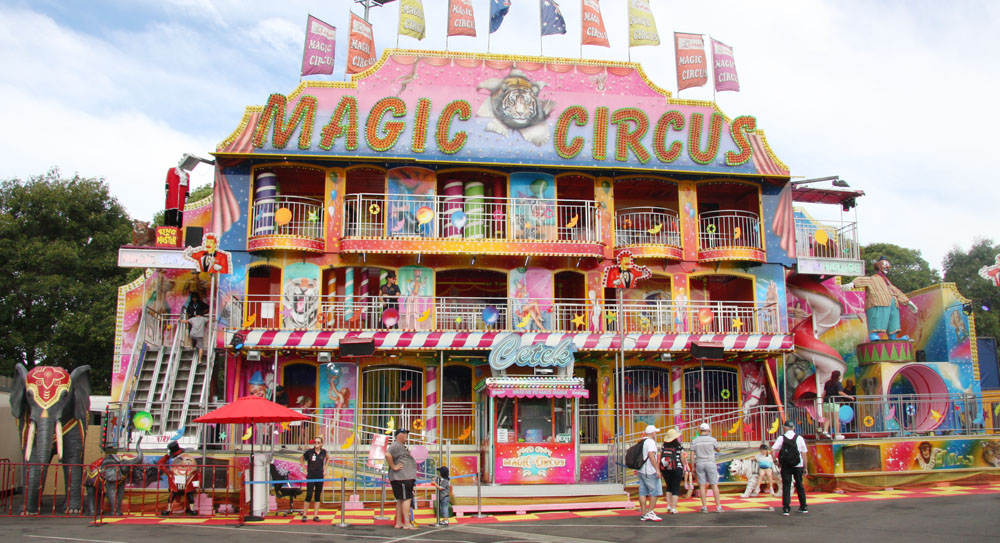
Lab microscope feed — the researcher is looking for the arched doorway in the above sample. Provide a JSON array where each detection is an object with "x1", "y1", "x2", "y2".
[
  {"x1": 361, "y1": 365, "x2": 424, "y2": 432},
  {"x1": 683, "y1": 366, "x2": 740, "y2": 422}
]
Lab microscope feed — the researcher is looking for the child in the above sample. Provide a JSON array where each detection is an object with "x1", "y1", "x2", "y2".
[
  {"x1": 683, "y1": 452, "x2": 695, "y2": 499},
  {"x1": 432, "y1": 466, "x2": 452, "y2": 526},
  {"x1": 754, "y1": 444, "x2": 777, "y2": 496}
]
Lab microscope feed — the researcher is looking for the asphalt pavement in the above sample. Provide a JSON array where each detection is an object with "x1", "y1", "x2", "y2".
[{"x1": 1, "y1": 493, "x2": 997, "y2": 543}]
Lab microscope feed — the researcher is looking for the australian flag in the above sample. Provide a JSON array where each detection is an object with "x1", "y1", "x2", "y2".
[
  {"x1": 541, "y1": 0, "x2": 567, "y2": 36},
  {"x1": 490, "y1": 0, "x2": 511, "y2": 33}
]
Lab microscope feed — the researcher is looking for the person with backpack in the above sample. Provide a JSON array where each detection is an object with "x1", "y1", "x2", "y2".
[
  {"x1": 659, "y1": 428, "x2": 685, "y2": 514},
  {"x1": 772, "y1": 420, "x2": 809, "y2": 516},
  {"x1": 626, "y1": 424, "x2": 662, "y2": 521}
]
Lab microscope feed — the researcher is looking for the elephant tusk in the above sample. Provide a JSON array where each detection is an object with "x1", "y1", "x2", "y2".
[
  {"x1": 55, "y1": 420, "x2": 64, "y2": 461},
  {"x1": 24, "y1": 421, "x2": 36, "y2": 462}
]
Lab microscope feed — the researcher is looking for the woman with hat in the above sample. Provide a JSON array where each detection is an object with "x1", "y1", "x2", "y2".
[{"x1": 659, "y1": 428, "x2": 685, "y2": 514}]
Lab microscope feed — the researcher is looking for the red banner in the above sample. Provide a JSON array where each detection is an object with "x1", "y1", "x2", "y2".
[
  {"x1": 674, "y1": 32, "x2": 707, "y2": 91},
  {"x1": 346, "y1": 13, "x2": 376, "y2": 74},
  {"x1": 581, "y1": 0, "x2": 609, "y2": 47},
  {"x1": 448, "y1": 0, "x2": 477, "y2": 37}
]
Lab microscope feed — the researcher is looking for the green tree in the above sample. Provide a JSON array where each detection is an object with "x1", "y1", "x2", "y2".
[
  {"x1": 943, "y1": 238, "x2": 1000, "y2": 342},
  {"x1": 860, "y1": 242, "x2": 941, "y2": 294},
  {"x1": 0, "y1": 169, "x2": 133, "y2": 393},
  {"x1": 150, "y1": 183, "x2": 212, "y2": 227}
]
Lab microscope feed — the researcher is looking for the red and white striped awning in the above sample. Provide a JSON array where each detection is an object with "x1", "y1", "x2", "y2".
[{"x1": 231, "y1": 330, "x2": 793, "y2": 353}]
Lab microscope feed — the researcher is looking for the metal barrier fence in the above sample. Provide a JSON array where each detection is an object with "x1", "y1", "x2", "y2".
[
  {"x1": 794, "y1": 217, "x2": 860, "y2": 260},
  {"x1": 251, "y1": 195, "x2": 324, "y2": 240},
  {"x1": 0, "y1": 462, "x2": 88, "y2": 517}
]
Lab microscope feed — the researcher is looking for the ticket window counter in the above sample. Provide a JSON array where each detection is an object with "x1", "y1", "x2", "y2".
[{"x1": 476, "y1": 377, "x2": 588, "y2": 485}]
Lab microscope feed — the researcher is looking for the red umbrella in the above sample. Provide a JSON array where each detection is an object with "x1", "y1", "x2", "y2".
[{"x1": 194, "y1": 396, "x2": 309, "y2": 521}]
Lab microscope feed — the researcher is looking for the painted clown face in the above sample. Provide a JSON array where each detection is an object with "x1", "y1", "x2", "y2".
[{"x1": 172, "y1": 454, "x2": 197, "y2": 476}]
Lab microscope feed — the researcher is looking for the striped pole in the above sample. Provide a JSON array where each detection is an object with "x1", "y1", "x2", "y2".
[
  {"x1": 442, "y1": 180, "x2": 464, "y2": 238},
  {"x1": 671, "y1": 366, "x2": 684, "y2": 428},
  {"x1": 253, "y1": 172, "x2": 278, "y2": 236},
  {"x1": 360, "y1": 269, "x2": 370, "y2": 321},
  {"x1": 425, "y1": 365, "x2": 438, "y2": 441},
  {"x1": 463, "y1": 181, "x2": 485, "y2": 239},
  {"x1": 344, "y1": 268, "x2": 355, "y2": 322}
]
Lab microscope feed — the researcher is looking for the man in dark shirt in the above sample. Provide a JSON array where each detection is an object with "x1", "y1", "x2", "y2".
[
  {"x1": 380, "y1": 271, "x2": 401, "y2": 329},
  {"x1": 300, "y1": 437, "x2": 328, "y2": 522}
]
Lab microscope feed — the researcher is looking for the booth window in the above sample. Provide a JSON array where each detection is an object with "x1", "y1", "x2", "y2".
[
  {"x1": 509, "y1": 398, "x2": 572, "y2": 443},
  {"x1": 496, "y1": 398, "x2": 515, "y2": 443}
]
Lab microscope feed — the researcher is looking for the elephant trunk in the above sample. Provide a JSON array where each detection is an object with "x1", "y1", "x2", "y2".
[{"x1": 23, "y1": 421, "x2": 36, "y2": 462}]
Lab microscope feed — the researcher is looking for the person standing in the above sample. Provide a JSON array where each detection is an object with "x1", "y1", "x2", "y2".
[
  {"x1": 636, "y1": 425, "x2": 662, "y2": 521},
  {"x1": 385, "y1": 429, "x2": 418, "y2": 529},
  {"x1": 184, "y1": 309, "x2": 209, "y2": 365},
  {"x1": 821, "y1": 371, "x2": 854, "y2": 439},
  {"x1": 773, "y1": 420, "x2": 809, "y2": 516},
  {"x1": 300, "y1": 437, "x2": 328, "y2": 522},
  {"x1": 432, "y1": 466, "x2": 452, "y2": 526},
  {"x1": 692, "y1": 422, "x2": 723, "y2": 513},
  {"x1": 658, "y1": 428, "x2": 685, "y2": 514}
]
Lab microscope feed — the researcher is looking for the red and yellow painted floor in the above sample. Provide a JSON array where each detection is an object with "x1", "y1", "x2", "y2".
[{"x1": 95, "y1": 481, "x2": 1000, "y2": 526}]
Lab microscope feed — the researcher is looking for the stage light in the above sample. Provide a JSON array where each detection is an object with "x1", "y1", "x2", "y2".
[
  {"x1": 962, "y1": 303, "x2": 973, "y2": 316},
  {"x1": 832, "y1": 179, "x2": 850, "y2": 187},
  {"x1": 229, "y1": 332, "x2": 245, "y2": 352}
]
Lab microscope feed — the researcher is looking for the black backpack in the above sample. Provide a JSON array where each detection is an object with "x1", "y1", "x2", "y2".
[
  {"x1": 778, "y1": 433, "x2": 801, "y2": 467},
  {"x1": 661, "y1": 445, "x2": 681, "y2": 471},
  {"x1": 625, "y1": 439, "x2": 648, "y2": 470}
]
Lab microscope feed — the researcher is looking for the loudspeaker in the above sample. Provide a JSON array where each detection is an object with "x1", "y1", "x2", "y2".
[
  {"x1": 915, "y1": 350, "x2": 927, "y2": 362},
  {"x1": 185, "y1": 226, "x2": 204, "y2": 247},
  {"x1": 340, "y1": 338, "x2": 376, "y2": 357},
  {"x1": 690, "y1": 342, "x2": 724, "y2": 360}
]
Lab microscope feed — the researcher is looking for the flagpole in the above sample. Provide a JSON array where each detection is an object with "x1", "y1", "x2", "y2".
[
  {"x1": 709, "y1": 34, "x2": 716, "y2": 104},
  {"x1": 396, "y1": 2, "x2": 401, "y2": 49},
  {"x1": 626, "y1": 2, "x2": 631, "y2": 62},
  {"x1": 445, "y1": 0, "x2": 450, "y2": 51},
  {"x1": 539, "y1": 0, "x2": 544, "y2": 57},
  {"x1": 300, "y1": 13, "x2": 310, "y2": 83}
]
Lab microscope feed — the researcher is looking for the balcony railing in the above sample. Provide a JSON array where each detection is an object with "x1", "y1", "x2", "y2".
[
  {"x1": 343, "y1": 193, "x2": 600, "y2": 243},
  {"x1": 235, "y1": 294, "x2": 781, "y2": 334},
  {"x1": 698, "y1": 209, "x2": 762, "y2": 251},
  {"x1": 614, "y1": 207, "x2": 681, "y2": 248},
  {"x1": 250, "y1": 195, "x2": 324, "y2": 240},
  {"x1": 794, "y1": 217, "x2": 860, "y2": 260}
]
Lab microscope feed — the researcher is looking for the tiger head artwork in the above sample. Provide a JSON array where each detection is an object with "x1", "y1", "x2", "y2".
[
  {"x1": 476, "y1": 68, "x2": 556, "y2": 147},
  {"x1": 283, "y1": 277, "x2": 319, "y2": 328}
]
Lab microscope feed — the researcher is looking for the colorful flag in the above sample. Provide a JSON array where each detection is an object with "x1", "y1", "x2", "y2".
[
  {"x1": 398, "y1": 0, "x2": 426, "y2": 40},
  {"x1": 628, "y1": 0, "x2": 659, "y2": 47},
  {"x1": 581, "y1": 0, "x2": 609, "y2": 47},
  {"x1": 674, "y1": 32, "x2": 707, "y2": 91},
  {"x1": 448, "y1": 0, "x2": 477, "y2": 37},
  {"x1": 346, "y1": 13, "x2": 376, "y2": 74},
  {"x1": 300, "y1": 15, "x2": 336, "y2": 77},
  {"x1": 490, "y1": 0, "x2": 511, "y2": 33},
  {"x1": 711, "y1": 38, "x2": 740, "y2": 92},
  {"x1": 541, "y1": 0, "x2": 567, "y2": 36}
]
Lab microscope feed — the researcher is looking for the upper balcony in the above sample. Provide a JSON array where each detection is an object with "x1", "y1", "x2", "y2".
[
  {"x1": 794, "y1": 216, "x2": 863, "y2": 276},
  {"x1": 614, "y1": 207, "x2": 682, "y2": 259},
  {"x1": 697, "y1": 210, "x2": 765, "y2": 262},
  {"x1": 234, "y1": 294, "x2": 781, "y2": 336},
  {"x1": 341, "y1": 193, "x2": 603, "y2": 257},
  {"x1": 248, "y1": 195, "x2": 325, "y2": 253}
]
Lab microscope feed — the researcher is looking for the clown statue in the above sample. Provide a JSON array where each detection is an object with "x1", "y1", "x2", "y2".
[
  {"x1": 248, "y1": 371, "x2": 268, "y2": 399},
  {"x1": 844, "y1": 256, "x2": 918, "y2": 341}
]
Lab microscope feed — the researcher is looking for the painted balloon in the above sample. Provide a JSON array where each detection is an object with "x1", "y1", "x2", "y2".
[
  {"x1": 482, "y1": 306, "x2": 499, "y2": 326},
  {"x1": 132, "y1": 411, "x2": 153, "y2": 432},
  {"x1": 274, "y1": 207, "x2": 292, "y2": 226},
  {"x1": 382, "y1": 308, "x2": 399, "y2": 328},
  {"x1": 839, "y1": 404, "x2": 855, "y2": 424},
  {"x1": 411, "y1": 444, "x2": 429, "y2": 464},
  {"x1": 698, "y1": 307, "x2": 714, "y2": 325},
  {"x1": 416, "y1": 206, "x2": 435, "y2": 224},
  {"x1": 451, "y1": 210, "x2": 468, "y2": 229},
  {"x1": 814, "y1": 229, "x2": 829, "y2": 245}
]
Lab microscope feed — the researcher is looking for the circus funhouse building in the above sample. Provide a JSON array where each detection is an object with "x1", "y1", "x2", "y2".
[{"x1": 106, "y1": 49, "x2": 999, "y2": 514}]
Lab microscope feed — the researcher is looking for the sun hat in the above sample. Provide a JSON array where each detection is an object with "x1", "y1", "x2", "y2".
[{"x1": 663, "y1": 428, "x2": 682, "y2": 442}]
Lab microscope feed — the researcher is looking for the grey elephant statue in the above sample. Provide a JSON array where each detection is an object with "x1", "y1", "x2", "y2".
[
  {"x1": 84, "y1": 437, "x2": 144, "y2": 516},
  {"x1": 10, "y1": 364, "x2": 91, "y2": 515}
]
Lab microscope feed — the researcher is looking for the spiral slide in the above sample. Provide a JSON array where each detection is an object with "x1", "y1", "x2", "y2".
[{"x1": 787, "y1": 275, "x2": 848, "y2": 419}]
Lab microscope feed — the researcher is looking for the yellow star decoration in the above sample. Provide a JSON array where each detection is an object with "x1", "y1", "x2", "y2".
[
  {"x1": 571, "y1": 313, "x2": 586, "y2": 329},
  {"x1": 605, "y1": 311, "x2": 617, "y2": 323},
  {"x1": 733, "y1": 317, "x2": 744, "y2": 330}
]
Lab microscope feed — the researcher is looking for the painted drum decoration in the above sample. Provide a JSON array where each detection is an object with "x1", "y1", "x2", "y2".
[{"x1": 856, "y1": 340, "x2": 914, "y2": 365}]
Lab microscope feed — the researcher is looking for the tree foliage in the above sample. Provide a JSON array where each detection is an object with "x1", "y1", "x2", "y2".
[
  {"x1": 943, "y1": 238, "x2": 1000, "y2": 342},
  {"x1": 0, "y1": 169, "x2": 132, "y2": 393},
  {"x1": 860, "y1": 242, "x2": 941, "y2": 294}
]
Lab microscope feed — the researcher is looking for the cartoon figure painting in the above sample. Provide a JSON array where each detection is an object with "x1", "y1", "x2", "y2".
[
  {"x1": 387, "y1": 167, "x2": 436, "y2": 238},
  {"x1": 509, "y1": 267, "x2": 553, "y2": 331},
  {"x1": 510, "y1": 173, "x2": 556, "y2": 241},
  {"x1": 184, "y1": 233, "x2": 231, "y2": 274},
  {"x1": 319, "y1": 363, "x2": 357, "y2": 445},
  {"x1": 602, "y1": 251, "x2": 651, "y2": 289},
  {"x1": 476, "y1": 68, "x2": 556, "y2": 146},
  {"x1": 398, "y1": 266, "x2": 433, "y2": 330},
  {"x1": 282, "y1": 262, "x2": 320, "y2": 329}
]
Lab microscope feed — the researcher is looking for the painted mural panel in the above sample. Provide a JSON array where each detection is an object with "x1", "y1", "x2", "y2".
[
  {"x1": 509, "y1": 173, "x2": 556, "y2": 241},
  {"x1": 319, "y1": 362, "x2": 358, "y2": 446},
  {"x1": 282, "y1": 262, "x2": 320, "y2": 328},
  {"x1": 398, "y1": 265, "x2": 434, "y2": 330},
  {"x1": 386, "y1": 167, "x2": 436, "y2": 238},
  {"x1": 509, "y1": 267, "x2": 553, "y2": 331}
]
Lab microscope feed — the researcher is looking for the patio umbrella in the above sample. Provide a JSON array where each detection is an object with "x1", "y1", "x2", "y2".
[{"x1": 194, "y1": 396, "x2": 309, "y2": 520}]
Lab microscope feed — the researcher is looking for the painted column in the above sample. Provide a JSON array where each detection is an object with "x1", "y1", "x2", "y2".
[
  {"x1": 425, "y1": 365, "x2": 438, "y2": 441},
  {"x1": 594, "y1": 177, "x2": 614, "y2": 259},
  {"x1": 442, "y1": 179, "x2": 464, "y2": 238},
  {"x1": 325, "y1": 168, "x2": 345, "y2": 253},
  {"x1": 671, "y1": 366, "x2": 684, "y2": 428},
  {"x1": 463, "y1": 180, "x2": 485, "y2": 239},
  {"x1": 344, "y1": 268, "x2": 355, "y2": 323},
  {"x1": 360, "y1": 268, "x2": 370, "y2": 323},
  {"x1": 253, "y1": 172, "x2": 278, "y2": 236},
  {"x1": 676, "y1": 180, "x2": 699, "y2": 262}
]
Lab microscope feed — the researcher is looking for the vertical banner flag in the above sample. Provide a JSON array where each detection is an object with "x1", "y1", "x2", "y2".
[
  {"x1": 448, "y1": 0, "x2": 477, "y2": 37},
  {"x1": 301, "y1": 15, "x2": 336, "y2": 77},
  {"x1": 491, "y1": 0, "x2": 511, "y2": 33},
  {"x1": 581, "y1": 0, "x2": 610, "y2": 47},
  {"x1": 628, "y1": 0, "x2": 660, "y2": 47},
  {"x1": 347, "y1": 13, "x2": 376, "y2": 74},
  {"x1": 711, "y1": 38, "x2": 740, "y2": 92},
  {"x1": 398, "y1": 0, "x2": 426, "y2": 40},
  {"x1": 541, "y1": 0, "x2": 567, "y2": 36},
  {"x1": 674, "y1": 32, "x2": 707, "y2": 91}
]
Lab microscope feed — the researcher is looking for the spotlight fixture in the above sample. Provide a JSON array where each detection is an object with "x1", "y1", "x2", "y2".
[
  {"x1": 229, "y1": 332, "x2": 246, "y2": 352},
  {"x1": 962, "y1": 303, "x2": 974, "y2": 316}
]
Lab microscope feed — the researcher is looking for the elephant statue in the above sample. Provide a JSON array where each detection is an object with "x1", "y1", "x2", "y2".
[
  {"x1": 9, "y1": 364, "x2": 91, "y2": 514},
  {"x1": 84, "y1": 437, "x2": 144, "y2": 516}
]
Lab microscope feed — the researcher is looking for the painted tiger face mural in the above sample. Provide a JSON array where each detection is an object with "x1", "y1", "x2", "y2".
[
  {"x1": 476, "y1": 68, "x2": 556, "y2": 146},
  {"x1": 283, "y1": 277, "x2": 318, "y2": 328}
]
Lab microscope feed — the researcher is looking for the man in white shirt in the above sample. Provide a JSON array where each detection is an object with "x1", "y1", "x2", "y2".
[
  {"x1": 772, "y1": 420, "x2": 809, "y2": 516},
  {"x1": 636, "y1": 425, "x2": 662, "y2": 522}
]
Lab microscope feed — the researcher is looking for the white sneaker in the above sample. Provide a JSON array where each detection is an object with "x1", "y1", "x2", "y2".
[
  {"x1": 640, "y1": 512, "x2": 650, "y2": 521},
  {"x1": 647, "y1": 512, "x2": 663, "y2": 522}
]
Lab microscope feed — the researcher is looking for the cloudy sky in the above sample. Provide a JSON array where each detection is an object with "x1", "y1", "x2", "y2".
[{"x1": 1, "y1": 0, "x2": 998, "y2": 269}]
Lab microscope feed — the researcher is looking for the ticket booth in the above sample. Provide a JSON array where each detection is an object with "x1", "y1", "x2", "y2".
[{"x1": 476, "y1": 334, "x2": 587, "y2": 484}]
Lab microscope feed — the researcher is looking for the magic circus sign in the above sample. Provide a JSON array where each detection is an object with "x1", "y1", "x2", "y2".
[{"x1": 220, "y1": 51, "x2": 787, "y2": 177}]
